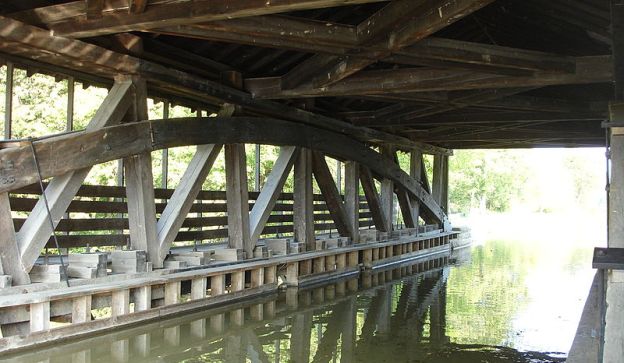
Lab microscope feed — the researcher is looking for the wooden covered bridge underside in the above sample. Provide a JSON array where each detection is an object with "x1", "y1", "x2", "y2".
[{"x1": 0, "y1": 0, "x2": 619, "y2": 355}]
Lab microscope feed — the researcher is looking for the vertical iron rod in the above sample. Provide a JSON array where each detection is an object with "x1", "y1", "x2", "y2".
[{"x1": 29, "y1": 139, "x2": 70, "y2": 287}]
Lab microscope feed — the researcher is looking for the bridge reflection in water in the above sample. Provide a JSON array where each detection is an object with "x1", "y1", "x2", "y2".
[{"x1": 1, "y1": 252, "x2": 564, "y2": 363}]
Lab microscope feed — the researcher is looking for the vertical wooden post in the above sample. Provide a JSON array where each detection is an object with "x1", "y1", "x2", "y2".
[
  {"x1": 161, "y1": 101, "x2": 169, "y2": 189},
  {"x1": 410, "y1": 150, "x2": 423, "y2": 228},
  {"x1": 30, "y1": 301, "x2": 50, "y2": 332},
  {"x1": 287, "y1": 262, "x2": 299, "y2": 285},
  {"x1": 251, "y1": 267, "x2": 264, "y2": 288},
  {"x1": 432, "y1": 154, "x2": 444, "y2": 206},
  {"x1": 231, "y1": 271, "x2": 244, "y2": 292},
  {"x1": 264, "y1": 265, "x2": 277, "y2": 284},
  {"x1": 66, "y1": 76, "x2": 74, "y2": 132},
  {"x1": 112, "y1": 289, "x2": 130, "y2": 317},
  {"x1": 124, "y1": 78, "x2": 160, "y2": 266},
  {"x1": 336, "y1": 160, "x2": 342, "y2": 194},
  {"x1": 441, "y1": 155, "x2": 449, "y2": 213},
  {"x1": 344, "y1": 161, "x2": 360, "y2": 242},
  {"x1": 380, "y1": 146, "x2": 395, "y2": 231},
  {"x1": 72, "y1": 295, "x2": 92, "y2": 323},
  {"x1": 225, "y1": 142, "x2": 251, "y2": 254},
  {"x1": 254, "y1": 144, "x2": 261, "y2": 192},
  {"x1": 165, "y1": 281, "x2": 181, "y2": 305},
  {"x1": 294, "y1": 148, "x2": 315, "y2": 250},
  {"x1": 191, "y1": 277, "x2": 207, "y2": 300},
  {"x1": 0, "y1": 193, "x2": 30, "y2": 285},
  {"x1": 134, "y1": 285, "x2": 151, "y2": 311},
  {"x1": 211, "y1": 274, "x2": 225, "y2": 295},
  {"x1": 605, "y1": 101, "x2": 624, "y2": 361},
  {"x1": 4, "y1": 61, "x2": 13, "y2": 139}
]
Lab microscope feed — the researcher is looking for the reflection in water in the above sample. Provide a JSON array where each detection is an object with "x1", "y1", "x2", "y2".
[{"x1": 2, "y1": 244, "x2": 580, "y2": 363}]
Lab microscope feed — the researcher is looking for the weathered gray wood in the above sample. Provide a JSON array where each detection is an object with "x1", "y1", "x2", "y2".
[
  {"x1": 359, "y1": 166, "x2": 390, "y2": 232},
  {"x1": 249, "y1": 146, "x2": 297, "y2": 244},
  {"x1": 0, "y1": 192, "x2": 29, "y2": 285},
  {"x1": 0, "y1": 15, "x2": 447, "y2": 156},
  {"x1": 380, "y1": 146, "x2": 395, "y2": 231},
  {"x1": 16, "y1": 79, "x2": 133, "y2": 273},
  {"x1": 157, "y1": 144, "x2": 222, "y2": 259},
  {"x1": 124, "y1": 78, "x2": 160, "y2": 266},
  {"x1": 29, "y1": 301, "x2": 50, "y2": 332},
  {"x1": 16, "y1": 0, "x2": 390, "y2": 38},
  {"x1": 0, "y1": 117, "x2": 448, "y2": 225},
  {"x1": 432, "y1": 155, "x2": 444, "y2": 206},
  {"x1": 605, "y1": 100, "x2": 624, "y2": 362},
  {"x1": 294, "y1": 148, "x2": 315, "y2": 250},
  {"x1": 72, "y1": 295, "x2": 92, "y2": 323},
  {"x1": 312, "y1": 152, "x2": 354, "y2": 239},
  {"x1": 344, "y1": 161, "x2": 360, "y2": 242},
  {"x1": 409, "y1": 150, "x2": 422, "y2": 225},
  {"x1": 4, "y1": 61, "x2": 12, "y2": 140},
  {"x1": 225, "y1": 143, "x2": 251, "y2": 256}
]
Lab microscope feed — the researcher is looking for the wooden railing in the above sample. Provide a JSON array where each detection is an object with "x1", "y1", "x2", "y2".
[{"x1": 9, "y1": 184, "x2": 374, "y2": 249}]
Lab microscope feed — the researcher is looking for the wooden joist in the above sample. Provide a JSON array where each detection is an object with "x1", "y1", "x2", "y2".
[
  {"x1": 245, "y1": 56, "x2": 613, "y2": 99},
  {"x1": 153, "y1": 16, "x2": 579, "y2": 76},
  {"x1": 0, "y1": 15, "x2": 449, "y2": 156},
  {"x1": 10, "y1": 0, "x2": 391, "y2": 39}
]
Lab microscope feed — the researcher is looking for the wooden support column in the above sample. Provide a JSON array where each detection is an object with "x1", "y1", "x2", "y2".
[
  {"x1": 249, "y1": 146, "x2": 297, "y2": 244},
  {"x1": 359, "y1": 166, "x2": 391, "y2": 232},
  {"x1": 312, "y1": 152, "x2": 354, "y2": 239},
  {"x1": 222, "y1": 71, "x2": 252, "y2": 256},
  {"x1": 394, "y1": 151, "x2": 417, "y2": 229},
  {"x1": 225, "y1": 143, "x2": 251, "y2": 254},
  {"x1": 66, "y1": 76, "x2": 74, "y2": 132},
  {"x1": 380, "y1": 146, "x2": 395, "y2": 230},
  {"x1": 161, "y1": 101, "x2": 169, "y2": 189},
  {"x1": 604, "y1": 3, "x2": 624, "y2": 359},
  {"x1": 124, "y1": 78, "x2": 159, "y2": 265},
  {"x1": 16, "y1": 79, "x2": 133, "y2": 274},
  {"x1": 0, "y1": 193, "x2": 29, "y2": 285},
  {"x1": 344, "y1": 161, "x2": 360, "y2": 242},
  {"x1": 432, "y1": 155, "x2": 444, "y2": 206},
  {"x1": 4, "y1": 61, "x2": 13, "y2": 139},
  {"x1": 605, "y1": 101, "x2": 624, "y2": 362},
  {"x1": 294, "y1": 148, "x2": 315, "y2": 250},
  {"x1": 441, "y1": 155, "x2": 449, "y2": 213},
  {"x1": 409, "y1": 150, "x2": 423, "y2": 226}
]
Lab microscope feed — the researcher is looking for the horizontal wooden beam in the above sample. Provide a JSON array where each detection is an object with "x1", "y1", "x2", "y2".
[
  {"x1": 354, "y1": 111, "x2": 607, "y2": 127},
  {"x1": 245, "y1": 56, "x2": 613, "y2": 99},
  {"x1": 0, "y1": 16, "x2": 449, "y2": 155},
  {"x1": 151, "y1": 15, "x2": 576, "y2": 76},
  {"x1": 10, "y1": 0, "x2": 389, "y2": 38},
  {"x1": 0, "y1": 116, "x2": 448, "y2": 224}
]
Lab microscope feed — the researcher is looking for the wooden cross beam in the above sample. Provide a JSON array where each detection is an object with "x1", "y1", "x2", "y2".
[
  {"x1": 312, "y1": 152, "x2": 354, "y2": 239},
  {"x1": 245, "y1": 56, "x2": 613, "y2": 99},
  {"x1": 10, "y1": 0, "x2": 391, "y2": 39},
  {"x1": 0, "y1": 117, "x2": 450, "y2": 226},
  {"x1": 279, "y1": 0, "x2": 496, "y2": 89},
  {"x1": 0, "y1": 15, "x2": 450, "y2": 156},
  {"x1": 15, "y1": 79, "x2": 134, "y2": 276},
  {"x1": 153, "y1": 17, "x2": 576, "y2": 76}
]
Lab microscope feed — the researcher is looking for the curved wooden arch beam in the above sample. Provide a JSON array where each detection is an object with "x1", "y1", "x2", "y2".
[{"x1": 0, "y1": 117, "x2": 449, "y2": 227}]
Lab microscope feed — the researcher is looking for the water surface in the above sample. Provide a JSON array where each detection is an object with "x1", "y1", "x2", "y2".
[{"x1": 2, "y1": 217, "x2": 596, "y2": 363}]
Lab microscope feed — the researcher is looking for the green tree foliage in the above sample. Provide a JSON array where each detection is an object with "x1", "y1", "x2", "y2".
[{"x1": 449, "y1": 150, "x2": 527, "y2": 214}]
